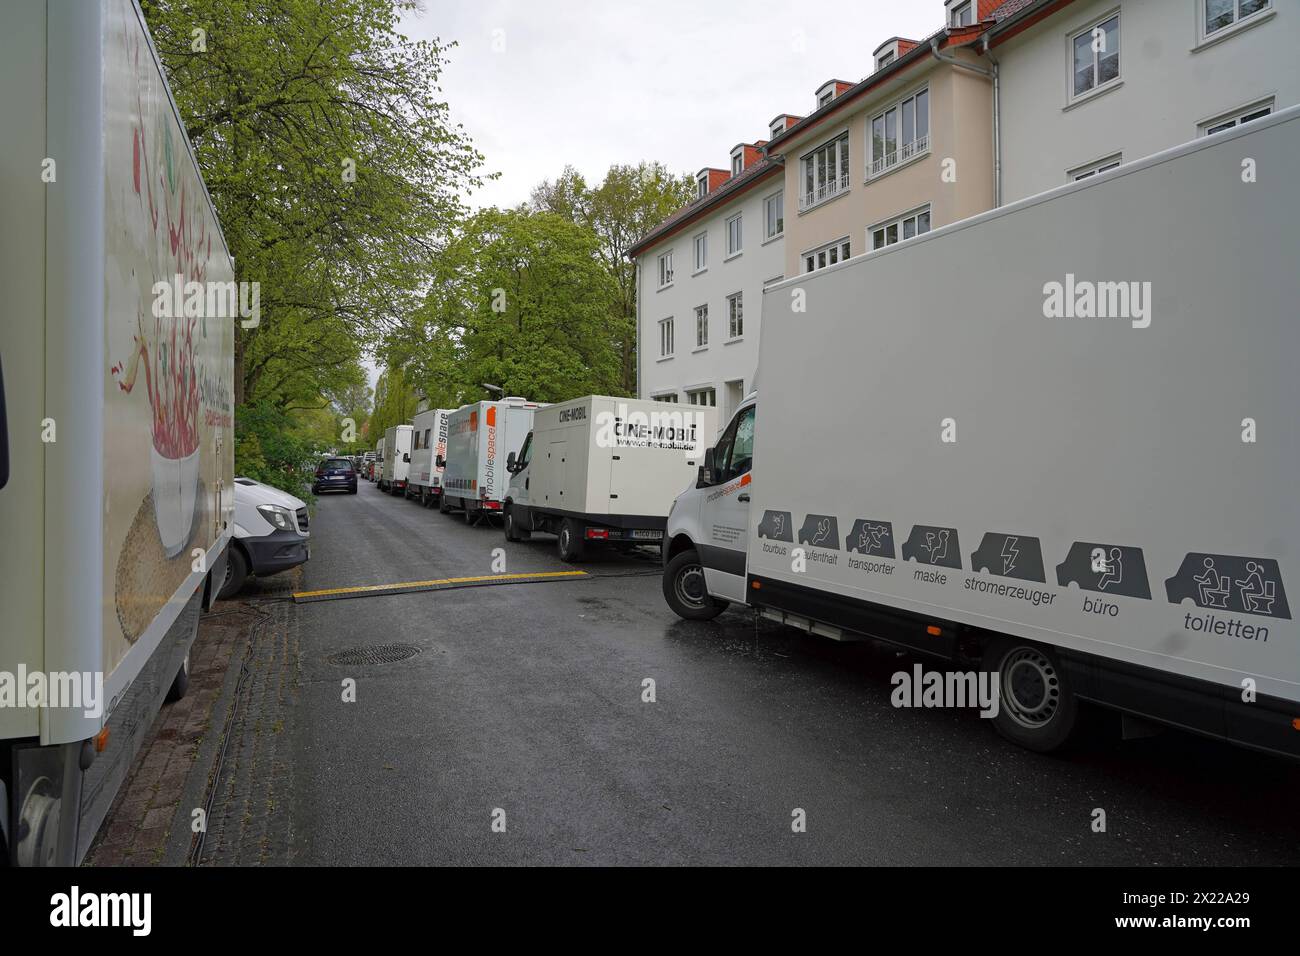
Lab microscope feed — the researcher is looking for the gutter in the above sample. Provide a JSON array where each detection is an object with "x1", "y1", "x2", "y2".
[{"x1": 928, "y1": 35, "x2": 1000, "y2": 209}]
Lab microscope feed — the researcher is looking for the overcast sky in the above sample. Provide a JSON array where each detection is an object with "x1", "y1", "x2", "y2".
[{"x1": 400, "y1": 0, "x2": 947, "y2": 211}]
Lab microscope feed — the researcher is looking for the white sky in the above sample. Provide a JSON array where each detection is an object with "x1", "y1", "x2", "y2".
[{"x1": 401, "y1": 0, "x2": 946, "y2": 211}]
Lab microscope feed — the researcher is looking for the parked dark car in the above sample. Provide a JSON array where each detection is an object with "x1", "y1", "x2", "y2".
[{"x1": 313, "y1": 457, "x2": 358, "y2": 494}]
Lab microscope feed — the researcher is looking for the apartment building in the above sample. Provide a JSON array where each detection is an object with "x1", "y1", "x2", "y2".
[
  {"x1": 986, "y1": 0, "x2": 1297, "y2": 202},
  {"x1": 630, "y1": 133, "x2": 792, "y2": 422},
  {"x1": 763, "y1": 1, "x2": 1007, "y2": 280}
]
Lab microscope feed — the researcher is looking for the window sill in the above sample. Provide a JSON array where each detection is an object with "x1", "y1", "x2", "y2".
[
  {"x1": 656, "y1": 282, "x2": 674, "y2": 292},
  {"x1": 656, "y1": 355, "x2": 674, "y2": 363},
  {"x1": 692, "y1": 345, "x2": 709, "y2": 354},
  {"x1": 1064, "y1": 78, "x2": 1123, "y2": 113},
  {"x1": 865, "y1": 146, "x2": 931, "y2": 184},
  {"x1": 723, "y1": 250, "x2": 744, "y2": 262},
  {"x1": 1193, "y1": 8, "x2": 1275, "y2": 53},
  {"x1": 761, "y1": 233, "x2": 784, "y2": 246},
  {"x1": 691, "y1": 267, "x2": 708, "y2": 277},
  {"x1": 796, "y1": 188, "x2": 850, "y2": 217},
  {"x1": 724, "y1": 336, "x2": 744, "y2": 346}
]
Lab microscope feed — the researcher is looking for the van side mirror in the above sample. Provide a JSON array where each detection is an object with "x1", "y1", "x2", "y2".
[
  {"x1": 696, "y1": 447, "x2": 716, "y2": 488},
  {"x1": 403, "y1": 453, "x2": 410, "y2": 463},
  {"x1": 435, "y1": 455, "x2": 445, "y2": 468},
  {"x1": 506, "y1": 451, "x2": 517, "y2": 473}
]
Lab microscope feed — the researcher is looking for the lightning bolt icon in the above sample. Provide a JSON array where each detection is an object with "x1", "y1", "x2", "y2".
[{"x1": 1001, "y1": 536, "x2": 1020, "y2": 574}]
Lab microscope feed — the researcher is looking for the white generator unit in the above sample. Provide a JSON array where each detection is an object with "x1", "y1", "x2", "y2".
[
  {"x1": 379, "y1": 424, "x2": 413, "y2": 495},
  {"x1": 441, "y1": 397, "x2": 540, "y2": 523},
  {"x1": 406, "y1": 407, "x2": 451, "y2": 507}
]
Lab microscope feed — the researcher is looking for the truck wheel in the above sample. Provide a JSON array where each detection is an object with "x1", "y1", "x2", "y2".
[
  {"x1": 439, "y1": 495, "x2": 451, "y2": 515},
  {"x1": 985, "y1": 638, "x2": 1079, "y2": 753},
  {"x1": 165, "y1": 653, "x2": 191, "y2": 703},
  {"x1": 557, "y1": 520, "x2": 586, "y2": 563},
  {"x1": 504, "y1": 506, "x2": 531, "y2": 542},
  {"x1": 217, "y1": 547, "x2": 249, "y2": 600},
  {"x1": 663, "y1": 549, "x2": 729, "y2": 620}
]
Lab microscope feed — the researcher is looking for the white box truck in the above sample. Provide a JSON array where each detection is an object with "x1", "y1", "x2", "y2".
[
  {"x1": 663, "y1": 108, "x2": 1300, "y2": 759},
  {"x1": 379, "y1": 424, "x2": 413, "y2": 495},
  {"x1": 441, "y1": 397, "x2": 540, "y2": 524},
  {"x1": 370, "y1": 435, "x2": 385, "y2": 482},
  {"x1": 0, "y1": 0, "x2": 236, "y2": 863},
  {"x1": 504, "y1": 396, "x2": 715, "y2": 561},
  {"x1": 406, "y1": 407, "x2": 451, "y2": 507}
]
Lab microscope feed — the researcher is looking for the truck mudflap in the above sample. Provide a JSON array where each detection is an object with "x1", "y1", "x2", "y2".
[{"x1": 747, "y1": 574, "x2": 1300, "y2": 759}]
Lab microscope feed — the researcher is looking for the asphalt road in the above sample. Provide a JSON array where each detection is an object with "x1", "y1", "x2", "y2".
[{"x1": 276, "y1": 480, "x2": 1300, "y2": 865}]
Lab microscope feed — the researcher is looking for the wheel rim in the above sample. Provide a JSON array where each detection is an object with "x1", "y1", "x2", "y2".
[
  {"x1": 674, "y1": 563, "x2": 708, "y2": 608},
  {"x1": 999, "y1": 647, "x2": 1060, "y2": 730},
  {"x1": 223, "y1": 554, "x2": 235, "y2": 589},
  {"x1": 560, "y1": 528, "x2": 570, "y2": 553}
]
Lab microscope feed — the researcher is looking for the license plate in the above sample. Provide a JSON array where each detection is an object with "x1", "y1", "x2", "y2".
[{"x1": 631, "y1": 530, "x2": 663, "y2": 540}]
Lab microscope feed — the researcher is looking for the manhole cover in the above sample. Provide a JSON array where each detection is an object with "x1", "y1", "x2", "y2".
[{"x1": 327, "y1": 644, "x2": 421, "y2": 666}]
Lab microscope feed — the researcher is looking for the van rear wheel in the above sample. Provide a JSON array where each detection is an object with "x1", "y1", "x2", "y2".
[
  {"x1": 663, "y1": 549, "x2": 729, "y2": 621},
  {"x1": 985, "y1": 638, "x2": 1079, "y2": 753}
]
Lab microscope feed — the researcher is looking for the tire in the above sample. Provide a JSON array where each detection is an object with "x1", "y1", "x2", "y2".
[
  {"x1": 465, "y1": 506, "x2": 476, "y2": 526},
  {"x1": 557, "y1": 519, "x2": 586, "y2": 563},
  {"x1": 348, "y1": 486, "x2": 357, "y2": 495},
  {"x1": 439, "y1": 494, "x2": 451, "y2": 515},
  {"x1": 662, "y1": 548, "x2": 729, "y2": 620},
  {"x1": 217, "y1": 547, "x2": 249, "y2": 600},
  {"x1": 984, "y1": 637, "x2": 1080, "y2": 753},
  {"x1": 165, "y1": 653, "x2": 191, "y2": 703}
]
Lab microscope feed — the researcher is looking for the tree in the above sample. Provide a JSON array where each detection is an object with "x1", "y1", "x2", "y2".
[
  {"x1": 531, "y1": 163, "x2": 695, "y2": 392},
  {"x1": 140, "y1": 0, "x2": 487, "y2": 408},
  {"x1": 368, "y1": 366, "x2": 420, "y2": 443}
]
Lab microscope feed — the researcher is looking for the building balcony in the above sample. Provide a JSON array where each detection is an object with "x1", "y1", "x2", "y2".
[
  {"x1": 799, "y1": 173, "x2": 851, "y2": 211},
  {"x1": 869, "y1": 133, "x2": 930, "y2": 177}
]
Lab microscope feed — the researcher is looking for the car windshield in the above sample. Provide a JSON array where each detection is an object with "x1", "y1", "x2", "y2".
[{"x1": 322, "y1": 458, "x2": 353, "y2": 471}]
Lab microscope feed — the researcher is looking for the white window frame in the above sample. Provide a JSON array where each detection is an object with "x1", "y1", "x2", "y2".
[
  {"x1": 1067, "y1": 153, "x2": 1122, "y2": 181},
  {"x1": 726, "y1": 292, "x2": 744, "y2": 340},
  {"x1": 949, "y1": 1, "x2": 973, "y2": 28},
  {"x1": 818, "y1": 91, "x2": 834, "y2": 108},
  {"x1": 696, "y1": 175, "x2": 708, "y2": 200},
  {"x1": 1068, "y1": 11, "x2": 1121, "y2": 104},
  {"x1": 802, "y1": 236, "x2": 852, "y2": 274},
  {"x1": 764, "y1": 190, "x2": 785, "y2": 240},
  {"x1": 692, "y1": 231, "x2": 708, "y2": 273},
  {"x1": 799, "y1": 131, "x2": 851, "y2": 211},
  {"x1": 657, "y1": 250, "x2": 674, "y2": 289},
  {"x1": 658, "y1": 317, "x2": 674, "y2": 358},
  {"x1": 1201, "y1": 0, "x2": 1273, "y2": 41},
  {"x1": 876, "y1": 50, "x2": 895, "y2": 70},
  {"x1": 869, "y1": 86, "x2": 930, "y2": 178},
  {"x1": 725, "y1": 213, "x2": 743, "y2": 259},
  {"x1": 1199, "y1": 97, "x2": 1274, "y2": 136},
  {"x1": 869, "y1": 204, "x2": 931, "y2": 251},
  {"x1": 686, "y1": 387, "x2": 717, "y2": 407},
  {"x1": 694, "y1": 304, "x2": 709, "y2": 349},
  {"x1": 731, "y1": 150, "x2": 744, "y2": 176},
  {"x1": 652, "y1": 391, "x2": 679, "y2": 403}
]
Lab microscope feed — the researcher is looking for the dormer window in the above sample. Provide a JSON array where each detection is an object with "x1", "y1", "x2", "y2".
[
  {"x1": 818, "y1": 91, "x2": 833, "y2": 108},
  {"x1": 696, "y1": 173, "x2": 708, "y2": 200},
  {"x1": 731, "y1": 149, "x2": 744, "y2": 176},
  {"x1": 877, "y1": 50, "x2": 895, "y2": 68},
  {"x1": 873, "y1": 40, "x2": 902, "y2": 71},
  {"x1": 949, "y1": 0, "x2": 973, "y2": 27}
]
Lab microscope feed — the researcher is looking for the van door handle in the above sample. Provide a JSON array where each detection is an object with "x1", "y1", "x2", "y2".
[{"x1": 738, "y1": 493, "x2": 750, "y2": 503}]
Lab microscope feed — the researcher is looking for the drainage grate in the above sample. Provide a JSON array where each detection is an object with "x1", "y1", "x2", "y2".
[{"x1": 327, "y1": 643, "x2": 421, "y2": 666}]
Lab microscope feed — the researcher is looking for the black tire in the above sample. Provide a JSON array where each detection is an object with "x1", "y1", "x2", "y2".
[
  {"x1": 165, "y1": 653, "x2": 190, "y2": 703},
  {"x1": 557, "y1": 519, "x2": 586, "y2": 563},
  {"x1": 984, "y1": 637, "x2": 1080, "y2": 753},
  {"x1": 348, "y1": 486, "x2": 357, "y2": 495},
  {"x1": 439, "y1": 494, "x2": 452, "y2": 515},
  {"x1": 662, "y1": 548, "x2": 728, "y2": 620},
  {"x1": 217, "y1": 547, "x2": 249, "y2": 601},
  {"x1": 504, "y1": 505, "x2": 532, "y2": 542}
]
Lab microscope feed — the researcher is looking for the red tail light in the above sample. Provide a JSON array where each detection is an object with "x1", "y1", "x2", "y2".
[{"x1": 585, "y1": 528, "x2": 609, "y2": 540}]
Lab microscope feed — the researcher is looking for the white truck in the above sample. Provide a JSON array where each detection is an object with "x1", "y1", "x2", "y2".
[
  {"x1": 504, "y1": 396, "x2": 716, "y2": 561},
  {"x1": 406, "y1": 407, "x2": 451, "y2": 508},
  {"x1": 0, "y1": 0, "x2": 236, "y2": 863},
  {"x1": 441, "y1": 397, "x2": 540, "y2": 524},
  {"x1": 663, "y1": 108, "x2": 1300, "y2": 759},
  {"x1": 378, "y1": 424, "x2": 413, "y2": 495},
  {"x1": 371, "y1": 436, "x2": 385, "y2": 482}
]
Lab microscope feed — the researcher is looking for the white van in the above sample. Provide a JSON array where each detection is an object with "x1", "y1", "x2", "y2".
[
  {"x1": 441, "y1": 397, "x2": 539, "y2": 524},
  {"x1": 220, "y1": 478, "x2": 310, "y2": 598},
  {"x1": 664, "y1": 110, "x2": 1300, "y2": 759},
  {"x1": 379, "y1": 424, "x2": 413, "y2": 495},
  {"x1": 504, "y1": 396, "x2": 715, "y2": 561},
  {"x1": 406, "y1": 407, "x2": 451, "y2": 507}
]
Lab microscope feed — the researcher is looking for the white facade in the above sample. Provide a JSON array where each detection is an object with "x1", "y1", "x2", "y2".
[
  {"x1": 636, "y1": 170, "x2": 786, "y2": 426},
  {"x1": 995, "y1": 0, "x2": 1298, "y2": 202}
]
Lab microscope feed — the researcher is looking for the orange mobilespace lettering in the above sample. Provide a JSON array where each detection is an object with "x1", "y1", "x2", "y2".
[
  {"x1": 469, "y1": 411, "x2": 478, "y2": 431},
  {"x1": 486, "y1": 406, "x2": 497, "y2": 427}
]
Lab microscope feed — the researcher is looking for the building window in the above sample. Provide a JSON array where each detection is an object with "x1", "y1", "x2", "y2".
[
  {"x1": 803, "y1": 237, "x2": 852, "y2": 273},
  {"x1": 1200, "y1": 99, "x2": 1273, "y2": 135},
  {"x1": 696, "y1": 175, "x2": 708, "y2": 200},
  {"x1": 818, "y1": 91, "x2": 834, "y2": 108},
  {"x1": 770, "y1": 119, "x2": 787, "y2": 139},
  {"x1": 764, "y1": 191, "x2": 784, "y2": 240},
  {"x1": 731, "y1": 151, "x2": 744, "y2": 176},
  {"x1": 871, "y1": 88, "x2": 929, "y2": 176},
  {"x1": 687, "y1": 387, "x2": 717, "y2": 407},
  {"x1": 726, "y1": 293, "x2": 743, "y2": 339},
  {"x1": 725, "y1": 213, "x2": 743, "y2": 257},
  {"x1": 693, "y1": 232, "x2": 708, "y2": 272},
  {"x1": 876, "y1": 50, "x2": 895, "y2": 69},
  {"x1": 659, "y1": 318, "x2": 674, "y2": 357},
  {"x1": 800, "y1": 133, "x2": 850, "y2": 210},
  {"x1": 1069, "y1": 154, "x2": 1122, "y2": 181},
  {"x1": 1204, "y1": 0, "x2": 1272, "y2": 37},
  {"x1": 695, "y1": 305, "x2": 709, "y2": 348},
  {"x1": 657, "y1": 251, "x2": 673, "y2": 288},
  {"x1": 950, "y1": 1, "x2": 973, "y2": 27},
  {"x1": 871, "y1": 206, "x2": 931, "y2": 250},
  {"x1": 653, "y1": 393, "x2": 679, "y2": 403},
  {"x1": 1072, "y1": 14, "x2": 1120, "y2": 99}
]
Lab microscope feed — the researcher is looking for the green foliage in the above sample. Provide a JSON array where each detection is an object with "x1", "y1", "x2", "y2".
[
  {"x1": 368, "y1": 366, "x2": 420, "y2": 443},
  {"x1": 234, "y1": 401, "x2": 319, "y2": 500}
]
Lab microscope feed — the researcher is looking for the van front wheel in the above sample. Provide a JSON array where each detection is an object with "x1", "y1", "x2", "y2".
[
  {"x1": 663, "y1": 549, "x2": 729, "y2": 621},
  {"x1": 985, "y1": 638, "x2": 1079, "y2": 753}
]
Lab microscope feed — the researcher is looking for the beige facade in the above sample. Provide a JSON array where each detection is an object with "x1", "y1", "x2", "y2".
[{"x1": 768, "y1": 49, "x2": 996, "y2": 279}]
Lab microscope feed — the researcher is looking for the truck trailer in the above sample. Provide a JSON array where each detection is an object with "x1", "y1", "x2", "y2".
[
  {"x1": 378, "y1": 424, "x2": 413, "y2": 495},
  {"x1": 441, "y1": 398, "x2": 540, "y2": 524},
  {"x1": 406, "y1": 407, "x2": 451, "y2": 508},
  {"x1": 0, "y1": 0, "x2": 236, "y2": 863},
  {"x1": 504, "y1": 396, "x2": 716, "y2": 561},
  {"x1": 663, "y1": 108, "x2": 1300, "y2": 758}
]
